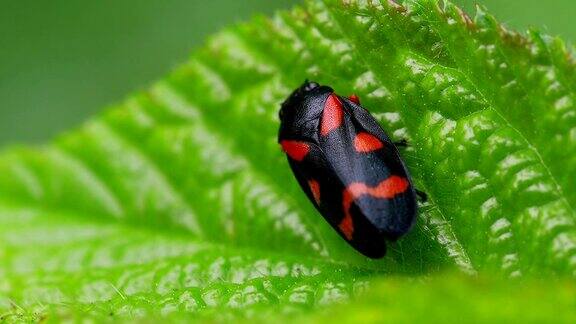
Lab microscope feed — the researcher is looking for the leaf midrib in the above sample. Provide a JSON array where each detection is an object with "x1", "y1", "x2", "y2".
[{"x1": 319, "y1": 0, "x2": 477, "y2": 272}]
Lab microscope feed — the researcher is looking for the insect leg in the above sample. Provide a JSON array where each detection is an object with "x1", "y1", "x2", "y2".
[
  {"x1": 415, "y1": 189, "x2": 428, "y2": 202},
  {"x1": 393, "y1": 139, "x2": 409, "y2": 147}
]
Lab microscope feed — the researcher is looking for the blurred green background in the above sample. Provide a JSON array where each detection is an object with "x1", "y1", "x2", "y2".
[{"x1": 0, "y1": 0, "x2": 574, "y2": 145}]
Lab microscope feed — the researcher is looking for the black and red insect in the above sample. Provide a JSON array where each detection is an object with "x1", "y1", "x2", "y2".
[{"x1": 278, "y1": 81, "x2": 424, "y2": 258}]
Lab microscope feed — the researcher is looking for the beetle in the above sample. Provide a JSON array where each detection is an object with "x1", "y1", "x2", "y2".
[{"x1": 278, "y1": 80, "x2": 424, "y2": 258}]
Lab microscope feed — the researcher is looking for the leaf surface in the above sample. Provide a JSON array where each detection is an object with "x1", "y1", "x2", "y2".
[{"x1": 1, "y1": 0, "x2": 575, "y2": 321}]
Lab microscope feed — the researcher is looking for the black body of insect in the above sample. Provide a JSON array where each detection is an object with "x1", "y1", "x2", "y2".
[{"x1": 278, "y1": 80, "x2": 423, "y2": 258}]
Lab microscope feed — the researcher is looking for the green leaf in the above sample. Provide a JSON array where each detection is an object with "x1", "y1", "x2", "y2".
[
  {"x1": 1, "y1": 0, "x2": 576, "y2": 321},
  {"x1": 299, "y1": 275, "x2": 576, "y2": 323}
]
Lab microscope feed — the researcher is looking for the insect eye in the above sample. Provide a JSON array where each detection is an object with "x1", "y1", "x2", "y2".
[{"x1": 304, "y1": 82, "x2": 319, "y2": 91}]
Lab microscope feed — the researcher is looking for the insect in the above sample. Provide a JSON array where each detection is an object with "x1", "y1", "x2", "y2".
[{"x1": 278, "y1": 80, "x2": 425, "y2": 258}]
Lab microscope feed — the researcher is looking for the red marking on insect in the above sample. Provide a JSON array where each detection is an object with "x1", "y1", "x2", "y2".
[
  {"x1": 339, "y1": 176, "x2": 409, "y2": 240},
  {"x1": 339, "y1": 210, "x2": 354, "y2": 241},
  {"x1": 348, "y1": 94, "x2": 360, "y2": 104},
  {"x1": 308, "y1": 179, "x2": 321, "y2": 205},
  {"x1": 320, "y1": 94, "x2": 343, "y2": 136},
  {"x1": 280, "y1": 140, "x2": 310, "y2": 161},
  {"x1": 354, "y1": 132, "x2": 384, "y2": 153}
]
